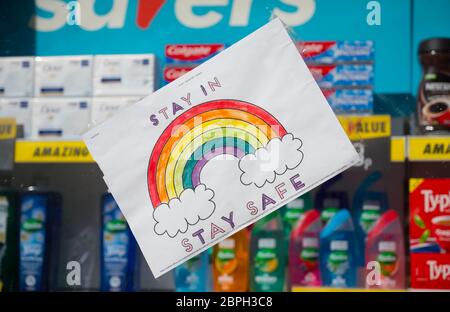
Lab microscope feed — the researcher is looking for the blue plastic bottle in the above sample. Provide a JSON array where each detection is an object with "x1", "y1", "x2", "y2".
[
  {"x1": 174, "y1": 251, "x2": 209, "y2": 292},
  {"x1": 101, "y1": 193, "x2": 138, "y2": 292},
  {"x1": 19, "y1": 190, "x2": 61, "y2": 292},
  {"x1": 319, "y1": 209, "x2": 357, "y2": 288},
  {"x1": 315, "y1": 177, "x2": 349, "y2": 225},
  {"x1": 352, "y1": 171, "x2": 387, "y2": 268}
]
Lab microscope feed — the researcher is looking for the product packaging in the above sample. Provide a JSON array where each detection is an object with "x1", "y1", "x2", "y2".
[
  {"x1": 315, "y1": 187, "x2": 349, "y2": 225},
  {"x1": 83, "y1": 18, "x2": 359, "y2": 277},
  {"x1": 281, "y1": 193, "x2": 313, "y2": 235},
  {"x1": 0, "y1": 189, "x2": 19, "y2": 292},
  {"x1": 163, "y1": 65, "x2": 196, "y2": 85},
  {"x1": 174, "y1": 251, "x2": 209, "y2": 292},
  {"x1": 250, "y1": 212, "x2": 286, "y2": 292},
  {"x1": 101, "y1": 193, "x2": 138, "y2": 292},
  {"x1": 365, "y1": 210, "x2": 405, "y2": 289},
  {"x1": 289, "y1": 209, "x2": 321, "y2": 288},
  {"x1": 212, "y1": 230, "x2": 249, "y2": 292},
  {"x1": 322, "y1": 89, "x2": 373, "y2": 115},
  {"x1": 298, "y1": 41, "x2": 374, "y2": 64},
  {"x1": 308, "y1": 64, "x2": 374, "y2": 88},
  {"x1": 410, "y1": 178, "x2": 450, "y2": 289},
  {"x1": 31, "y1": 98, "x2": 90, "y2": 139},
  {"x1": 353, "y1": 174, "x2": 389, "y2": 267},
  {"x1": 165, "y1": 44, "x2": 226, "y2": 64},
  {"x1": 0, "y1": 98, "x2": 32, "y2": 138},
  {"x1": 34, "y1": 56, "x2": 93, "y2": 97},
  {"x1": 0, "y1": 57, "x2": 34, "y2": 97},
  {"x1": 91, "y1": 97, "x2": 142, "y2": 125},
  {"x1": 417, "y1": 38, "x2": 450, "y2": 133},
  {"x1": 93, "y1": 54, "x2": 155, "y2": 96},
  {"x1": 19, "y1": 190, "x2": 61, "y2": 292},
  {"x1": 319, "y1": 209, "x2": 357, "y2": 288}
]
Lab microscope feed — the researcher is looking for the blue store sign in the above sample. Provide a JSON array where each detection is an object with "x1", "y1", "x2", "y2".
[{"x1": 30, "y1": 0, "x2": 412, "y2": 93}]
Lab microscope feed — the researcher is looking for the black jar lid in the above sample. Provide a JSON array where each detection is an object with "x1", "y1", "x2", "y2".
[{"x1": 419, "y1": 38, "x2": 450, "y2": 55}]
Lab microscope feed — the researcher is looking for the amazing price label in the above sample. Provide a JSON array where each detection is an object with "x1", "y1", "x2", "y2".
[
  {"x1": 408, "y1": 136, "x2": 450, "y2": 161},
  {"x1": 15, "y1": 141, "x2": 94, "y2": 163}
]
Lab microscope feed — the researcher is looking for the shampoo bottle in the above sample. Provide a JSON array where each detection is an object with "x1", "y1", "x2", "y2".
[
  {"x1": 319, "y1": 209, "x2": 357, "y2": 288},
  {"x1": 174, "y1": 251, "x2": 209, "y2": 292},
  {"x1": 281, "y1": 193, "x2": 313, "y2": 236},
  {"x1": 101, "y1": 193, "x2": 138, "y2": 291},
  {"x1": 212, "y1": 229, "x2": 249, "y2": 291},
  {"x1": 365, "y1": 210, "x2": 405, "y2": 289},
  {"x1": 250, "y1": 212, "x2": 285, "y2": 292},
  {"x1": 0, "y1": 190, "x2": 19, "y2": 292},
  {"x1": 19, "y1": 189, "x2": 61, "y2": 292},
  {"x1": 352, "y1": 171, "x2": 387, "y2": 268},
  {"x1": 289, "y1": 209, "x2": 321, "y2": 288}
]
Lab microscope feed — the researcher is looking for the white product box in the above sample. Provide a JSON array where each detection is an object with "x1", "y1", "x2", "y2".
[
  {"x1": 31, "y1": 98, "x2": 90, "y2": 139},
  {"x1": 93, "y1": 54, "x2": 155, "y2": 96},
  {"x1": 91, "y1": 96, "x2": 142, "y2": 125},
  {"x1": 0, "y1": 98, "x2": 32, "y2": 138},
  {"x1": 0, "y1": 57, "x2": 34, "y2": 97},
  {"x1": 34, "y1": 56, "x2": 93, "y2": 97}
]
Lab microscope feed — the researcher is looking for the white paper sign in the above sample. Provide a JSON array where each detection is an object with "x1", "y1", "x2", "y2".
[{"x1": 83, "y1": 19, "x2": 359, "y2": 278}]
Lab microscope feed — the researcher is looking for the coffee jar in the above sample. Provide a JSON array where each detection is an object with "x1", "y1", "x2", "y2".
[{"x1": 417, "y1": 38, "x2": 450, "y2": 133}]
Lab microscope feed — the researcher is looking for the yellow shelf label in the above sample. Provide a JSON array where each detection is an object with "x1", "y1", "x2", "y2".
[
  {"x1": 0, "y1": 118, "x2": 16, "y2": 140},
  {"x1": 408, "y1": 136, "x2": 450, "y2": 161},
  {"x1": 15, "y1": 141, "x2": 94, "y2": 163},
  {"x1": 338, "y1": 115, "x2": 391, "y2": 141},
  {"x1": 391, "y1": 136, "x2": 406, "y2": 162}
]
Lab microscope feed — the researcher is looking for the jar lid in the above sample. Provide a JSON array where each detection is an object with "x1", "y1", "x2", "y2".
[{"x1": 419, "y1": 38, "x2": 450, "y2": 55}]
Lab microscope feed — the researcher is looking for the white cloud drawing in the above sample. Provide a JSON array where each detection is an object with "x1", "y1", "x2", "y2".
[
  {"x1": 238, "y1": 133, "x2": 303, "y2": 188},
  {"x1": 153, "y1": 184, "x2": 216, "y2": 238}
]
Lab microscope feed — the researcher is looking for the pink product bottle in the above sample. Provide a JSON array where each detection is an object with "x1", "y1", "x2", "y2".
[
  {"x1": 365, "y1": 210, "x2": 405, "y2": 289},
  {"x1": 289, "y1": 210, "x2": 322, "y2": 288}
]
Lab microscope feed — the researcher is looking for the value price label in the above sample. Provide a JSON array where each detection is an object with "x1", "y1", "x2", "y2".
[
  {"x1": 338, "y1": 115, "x2": 391, "y2": 141},
  {"x1": 0, "y1": 118, "x2": 16, "y2": 140}
]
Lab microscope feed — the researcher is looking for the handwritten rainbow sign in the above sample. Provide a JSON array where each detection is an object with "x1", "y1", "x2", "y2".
[{"x1": 147, "y1": 99, "x2": 287, "y2": 207}]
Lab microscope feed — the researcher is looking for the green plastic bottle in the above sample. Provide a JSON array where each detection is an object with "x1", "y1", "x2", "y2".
[
  {"x1": 281, "y1": 193, "x2": 313, "y2": 236},
  {"x1": 250, "y1": 212, "x2": 286, "y2": 292},
  {"x1": 0, "y1": 189, "x2": 19, "y2": 292}
]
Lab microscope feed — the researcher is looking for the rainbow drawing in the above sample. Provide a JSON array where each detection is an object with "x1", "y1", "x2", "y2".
[{"x1": 147, "y1": 99, "x2": 287, "y2": 207}]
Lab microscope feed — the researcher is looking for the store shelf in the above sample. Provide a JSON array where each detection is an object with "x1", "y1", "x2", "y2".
[{"x1": 292, "y1": 286, "x2": 406, "y2": 292}]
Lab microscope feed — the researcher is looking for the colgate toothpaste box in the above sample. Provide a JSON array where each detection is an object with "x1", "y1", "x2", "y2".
[
  {"x1": 309, "y1": 64, "x2": 374, "y2": 88},
  {"x1": 322, "y1": 89, "x2": 373, "y2": 114},
  {"x1": 165, "y1": 44, "x2": 226, "y2": 64},
  {"x1": 298, "y1": 41, "x2": 374, "y2": 64},
  {"x1": 163, "y1": 65, "x2": 196, "y2": 84},
  {"x1": 409, "y1": 178, "x2": 450, "y2": 289}
]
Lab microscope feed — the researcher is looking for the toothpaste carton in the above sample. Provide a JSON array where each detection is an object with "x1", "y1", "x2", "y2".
[
  {"x1": 298, "y1": 41, "x2": 374, "y2": 64},
  {"x1": 91, "y1": 96, "x2": 142, "y2": 125},
  {"x1": 322, "y1": 89, "x2": 373, "y2": 114},
  {"x1": 0, "y1": 98, "x2": 32, "y2": 138},
  {"x1": 165, "y1": 44, "x2": 226, "y2": 64},
  {"x1": 0, "y1": 57, "x2": 34, "y2": 97},
  {"x1": 31, "y1": 98, "x2": 90, "y2": 139},
  {"x1": 308, "y1": 64, "x2": 374, "y2": 88},
  {"x1": 93, "y1": 54, "x2": 156, "y2": 96},
  {"x1": 163, "y1": 65, "x2": 196, "y2": 85},
  {"x1": 34, "y1": 56, "x2": 93, "y2": 97}
]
